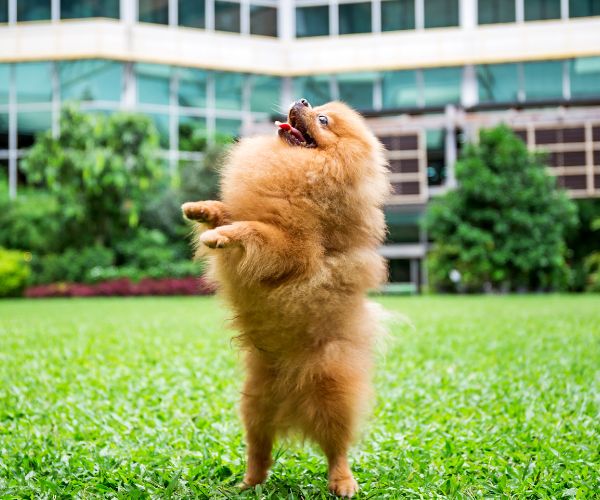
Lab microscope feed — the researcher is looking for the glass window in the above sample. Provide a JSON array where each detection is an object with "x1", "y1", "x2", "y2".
[
  {"x1": 177, "y1": 68, "x2": 207, "y2": 108},
  {"x1": 293, "y1": 76, "x2": 332, "y2": 106},
  {"x1": 296, "y1": 6, "x2": 329, "y2": 37},
  {"x1": 423, "y1": 67, "x2": 461, "y2": 106},
  {"x1": 524, "y1": 0, "x2": 561, "y2": 21},
  {"x1": 478, "y1": 0, "x2": 515, "y2": 24},
  {"x1": 382, "y1": 0, "x2": 415, "y2": 31},
  {"x1": 424, "y1": 0, "x2": 459, "y2": 28},
  {"x1": 382, "y1": 70, "x2": 418, "y2": 108},
  {"x1": 139, "y1": 0, "x2": 169, "y2": 24},
  {"x1": 214, "y1": 72, "x2": 243, "y2": 110},
  {"x1": 147, "y1": 113, "x2": 169, "y2": 148},
  {"x1": 216, "y1": 118, "x2": 241, "y2": 139},
  {"x1": 179, "y1": 0, "x2": 205, "y2": 28},
  {"x1": 250, "y1": 75, "x2": 280, "y2": 113},
  {"x1": 215, "y1": 1, "x2": 240, "y2": 32},
  {"x1": 17, "y1": 111, "x2": 52, "y2": 149},
  {"x1": 385, "y1": 210, "x2": 421, "y2": 244},
  {"x1": 523, "y1": 61, "x2": 563, "y2": 100},
  {"x1": 0, "y1": 114, "x2": 8, "y2": 149},
  {"x1": 0, "y1": 0, "x2": 8, "y2": 23},
  {"x1": 179, "y1": 115, "x2": 208, "y2": 151},
  {"x1": 16, "y1": 63, "x2": 52, "y2": 103},
  {"x1": 0, "y1": 65, "x2": 8, "y2": 105},
  {"x1": 59, "y1": 60, "x2": 122, "y2": 102},
  {"x1": 61, "y1": 0, "x2": 119, "y2": 19},
  {"x1": 17, "y1": 0, "x2": 51, "y2": 21},
  {"x1": 426, "y1": 129, "x2": 446, "y2": 186},
  {"x1": 570, "y1": 57, "x2": 600, "y2": 98},
  {"x1": 570, "y1": 0, "x2": 600, "y2": 17},
  {"x1": 477, "y1": 63, "x2": 519, "y2": 103},
  {"x1": 250, "y1": 5, "x2": 277, "y2": 37},
  {"x1": 337, "y1": 72, "x2": 376, "y2": 110},
  {"x1": 339, "y1": 2, "x2": 371, "y2": 35},
  {"x1": 388, "y1": 259, "x2": 411, "y2": 282},
  {"x1": 136, "y1": 64, "x2": 171, "y2": 106}
]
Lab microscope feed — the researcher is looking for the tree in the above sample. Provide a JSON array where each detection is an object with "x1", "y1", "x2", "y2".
[
  {"x1": 21, "y1": 105, "x2": 163, "y2": 249},
  {"x1": 424, "y1": 125, "x2": 577, "y2": 293}
]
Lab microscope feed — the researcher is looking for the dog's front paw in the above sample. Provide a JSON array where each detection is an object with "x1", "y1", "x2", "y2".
[
  {"x1": 200, "y1": 228, "x2": 232, "y2": 249},
  {"x1": 181, "y1": 201, "x2": 217, "y2": 224},
  {"x1": 329, "y1": 476, "x2": 359, "y2": 498}
]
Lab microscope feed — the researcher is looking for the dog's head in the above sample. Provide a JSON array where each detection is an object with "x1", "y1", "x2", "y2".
[{"x1": 276, "y1": 99, "x2": 377, "y2": 154}]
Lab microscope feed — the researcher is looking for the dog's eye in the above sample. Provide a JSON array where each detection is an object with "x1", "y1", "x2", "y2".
[{"x1": 318, "y1": 115, "x2": 328, "y2": 126}]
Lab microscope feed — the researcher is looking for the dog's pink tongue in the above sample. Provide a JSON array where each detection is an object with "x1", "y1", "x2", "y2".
[{"x1": 276, "y1": 121, "x2": 305, "y2": 142}]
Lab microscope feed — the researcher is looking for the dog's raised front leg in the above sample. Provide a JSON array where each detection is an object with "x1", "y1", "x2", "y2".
[
  {"x1": 181, "y1": 200, "x2": 230, "y2": 229},
  {"x1": 199, "y1": 221, "x2": 311, "y2": 281}
]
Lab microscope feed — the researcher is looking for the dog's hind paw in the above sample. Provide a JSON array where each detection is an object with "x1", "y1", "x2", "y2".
[{"x1": 328, "y1": 476, "x2": 359, "y2": 498}]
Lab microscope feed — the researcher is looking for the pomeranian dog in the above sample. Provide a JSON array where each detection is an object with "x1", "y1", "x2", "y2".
[{"x1": 182, "y1": 99, "x2": 390, "y2": 497}]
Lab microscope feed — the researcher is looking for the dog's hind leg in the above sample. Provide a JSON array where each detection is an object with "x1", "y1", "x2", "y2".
[
  {"x1": 304, "y1": 373, "x2": 365, "y2": 498},
  {"x1": 238, "y1": 358, "x2": 277, "y2": 488}
]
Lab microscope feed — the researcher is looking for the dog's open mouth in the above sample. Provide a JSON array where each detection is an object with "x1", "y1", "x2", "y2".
[{"x1": 276, "y1": 109, "x2": 317, "y2": 148}]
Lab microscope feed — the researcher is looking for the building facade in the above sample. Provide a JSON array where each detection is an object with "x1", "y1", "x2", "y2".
[{"x1": 1, "y1": 0, "x2": 600, "y2": 289}]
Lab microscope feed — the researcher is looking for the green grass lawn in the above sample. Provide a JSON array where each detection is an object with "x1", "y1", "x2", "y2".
[{"x1": 0, "y1": 296, "x2": 598, "y2": 498}]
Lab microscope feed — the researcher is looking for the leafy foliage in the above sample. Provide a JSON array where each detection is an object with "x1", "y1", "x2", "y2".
[
  {"x1": 30, "y1": 245, "x2": 115, "y2": 285},
  {"x1": 1, "y1": 107, "x2": 232, "y2": 291},
  {"x1": 0, "y1": 248, "x2": 31, "y2": 297},
  {"x1": 425, "y1": 125, "x2": 577, "y2": 292},
  {"x1": 0, "y1": 296, "x2": 598, "y2": 497},
  {"x1": 565, "y1": 199, "x2": 600, "y2": 291},
  {"x1": 21, "y1": 106, "x2": 163, "y2": 248}
]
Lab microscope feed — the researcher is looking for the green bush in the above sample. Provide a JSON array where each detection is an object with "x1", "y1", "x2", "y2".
[
  {"x1": 0, "y1": 248, "x2": 31, "y2": 297},
  {"x1": 115, "y1": 228, "x2": 179, "y2": 270},
  {"x1": 0, "y1": 178, "x2": 63, "y2": 254},
  {"x1": 31, "y1": 245, "x2": 115, "y2": 285},
  {"x1": 21, "y1": 106, "x2": 163, "y2": 249},
  {"x1": 584, "y1": 252, "x2": 600, "y2": 292},
  {"x1": 425, "y1": 125, "x2": 577, "y2": 293},
  {"x1": 86, "y1": 260, "x2": 204, "y2": 283},
  {"x1": 566, "y1": 200, "x2": 600, "y2": 291}
]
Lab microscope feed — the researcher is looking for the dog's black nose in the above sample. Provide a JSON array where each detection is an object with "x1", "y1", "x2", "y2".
[{"x1": 298, "y1": 98, "x2": 310, "y2": 108}]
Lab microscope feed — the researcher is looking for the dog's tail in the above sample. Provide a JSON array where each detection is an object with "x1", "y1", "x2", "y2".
[{"x1": 365, "y1": 299, "x2": 413, "y2": 354}]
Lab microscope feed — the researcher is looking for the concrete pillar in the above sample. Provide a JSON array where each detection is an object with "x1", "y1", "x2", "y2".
[
  {"x1": 561, "y1": 0, "x2": 569, "y2": 19},
  {"x1": 516, "y1": 0, "x2": 524, "y2": 23},
  {"x1": 240, "y1": 0, "x2": 250, "y2": 35},
  {"x1": 206, "y1": 0, "x2": 215, "y2": 31},
  {"x1": 461, "y1": 64, "x2": 478, "y2": 108},
  {"x1": 415, "y1": 0, "x2": 424, "y2": 29},
  {"x1": 8, "y1": 0, "x2": 15, "y2": 24},
  {"x1": 169, "y1": 0, "x2": 178, "y2": 26},
  {"x1": 460, "y1": 0, "x2": 477, "y2": 30},
  {"x1": 444, "y1": 105, "x2": 457, "y2": 189},
  {"x1": 121, "y1": 0, "x2": 135, "y2": 23},
  {"x1": 8, "y1": 64, "x2": 16, "y2": 199},
  {"x1": 330, "y1": 0, "x2": 339, "y2": 36},
  {"x1": 278, "y1": 0, "x2": 294, "y2": 41},
  {"x1": 122, "y1": 62, "x2": 137, "y2": 109},
  {"x1": 372, "y1": 0, "x2": 381, "y2": 33},
  {"x1": 52, "y1": 0, "x2": 60, "y2": 22}
]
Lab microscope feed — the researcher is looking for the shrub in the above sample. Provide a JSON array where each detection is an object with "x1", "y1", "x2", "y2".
[
  {"x1": 31, "y1": 245, "x2": 115, "y2": 285},
  {"x1": 584, "y1": 252, "x2": 600, "y2": 292},
  {"x1": 425, "y1": 125, "x2": 577, "y2": 293},
  {"x1": 566, "y1": 199, "x2": 600, "y2": 291},
  {"x1": 21, "y1": 106, "x2": 163, "y2": 249},
  {"x1": 0, "y1": 179, "x2": 63, "y2": 254},
  {"x1": 0, "y1": 248, "x2": 31, "y2": 297}
]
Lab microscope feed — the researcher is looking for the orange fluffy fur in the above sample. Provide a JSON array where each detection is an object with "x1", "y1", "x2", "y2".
[{"x1": 182, "y1": 101, "x2": 390, "y2": 497}]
